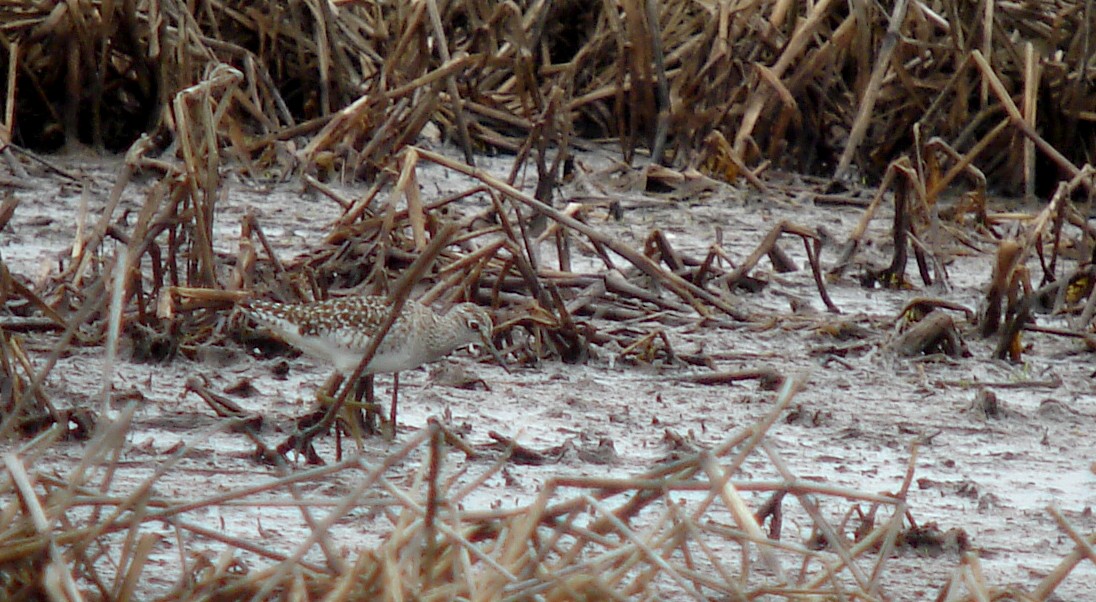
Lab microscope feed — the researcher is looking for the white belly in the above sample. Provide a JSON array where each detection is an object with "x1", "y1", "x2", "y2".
[{"x1": 288, "y1": 332, "x2": 424, "y2": 375}]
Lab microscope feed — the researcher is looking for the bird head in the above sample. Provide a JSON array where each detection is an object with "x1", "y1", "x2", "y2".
[{"x1": 452, "y1": 304, "x2": 510, "y2": 373}]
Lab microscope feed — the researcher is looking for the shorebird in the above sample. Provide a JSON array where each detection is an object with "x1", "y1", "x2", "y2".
[{"x1": 240, "y1": 295, "x2": 507, "y2": 431}]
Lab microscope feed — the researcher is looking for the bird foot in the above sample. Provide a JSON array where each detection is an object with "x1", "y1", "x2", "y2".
[{"x1": 315, "y1": 392, "x2": 389, "y2": 442}]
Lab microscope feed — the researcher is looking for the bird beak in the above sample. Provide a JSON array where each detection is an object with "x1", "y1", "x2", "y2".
[{"x1": 479, "y1": 331, "x2": 511, "y2": 373}]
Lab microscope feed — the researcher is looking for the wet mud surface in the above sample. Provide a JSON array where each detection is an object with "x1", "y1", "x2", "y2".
[{"x1": 2, "y1": 150, "x2": 1094, "y2": 599}]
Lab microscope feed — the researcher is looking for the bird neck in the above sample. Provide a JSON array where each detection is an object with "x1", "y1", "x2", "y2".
[{"x1": 425, "y1": 312, "x2": 469, "y2": 357}]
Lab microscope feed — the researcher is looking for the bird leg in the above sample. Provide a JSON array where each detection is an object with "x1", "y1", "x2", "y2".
[
  {"x1": 356, "y1": 374, "x2": 395, "y2": 439},
  {"x1": 321, "y1": 373, "x2": 360, "y2": 459},
  {"x1": 358, "y1": 374, "x2": 380, "y2": 435},
  {"x1": 385, "y1": 373, "x2": 400, "y2": 439},
  {"x1": 323, "y1": 372, "x2": 344, "y2": 398},
  {"x1": 314, "y1": 373, "x2": 384, "y2": 456}
]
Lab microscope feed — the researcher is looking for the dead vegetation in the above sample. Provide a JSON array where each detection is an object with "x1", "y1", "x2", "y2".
[
  {"x1": 1, "y1": 0, "x2": 1095, "y2": 599},
  {"x1": 1, "y1": 0, "x2": 1093, "y2": 186}
]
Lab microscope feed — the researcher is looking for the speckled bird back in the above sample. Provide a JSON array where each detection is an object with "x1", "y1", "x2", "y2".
[{"x1": 240, "y1": 296, "x2": 494, "y2": 375}]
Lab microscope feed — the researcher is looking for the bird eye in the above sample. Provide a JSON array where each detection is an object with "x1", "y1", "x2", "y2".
[{"x1": 468, "y1": 319, "x2": 482, "y2": 331}]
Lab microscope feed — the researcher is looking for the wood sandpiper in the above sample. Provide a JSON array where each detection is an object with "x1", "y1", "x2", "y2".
[{"x1": 240, "y1": 295, "x2": 507, "y2": 429}]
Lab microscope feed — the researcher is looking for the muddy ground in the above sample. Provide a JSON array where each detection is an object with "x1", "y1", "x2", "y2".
[{"x1": 2, "y1": 147, "x2": 1094, "y2": 600}]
